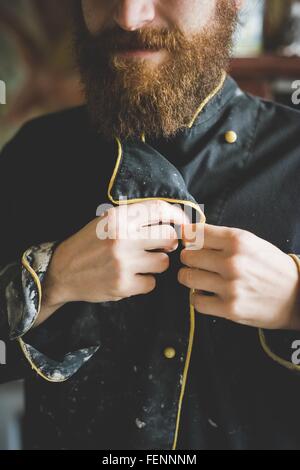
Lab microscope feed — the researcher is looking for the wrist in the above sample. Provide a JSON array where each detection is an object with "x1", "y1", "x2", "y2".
[
  {"x1": 40, "y1": 243, "x2": 71, "y2": 309},
  {"x1": 33, "y1": 274, "x2": 66, "y2": 328}
]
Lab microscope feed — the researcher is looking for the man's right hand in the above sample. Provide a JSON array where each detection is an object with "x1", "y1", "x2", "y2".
[{"x1": 34, "y1": 201, "x2": 189, "y2": 327}]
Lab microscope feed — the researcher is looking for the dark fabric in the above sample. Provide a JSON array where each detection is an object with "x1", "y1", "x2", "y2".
[{"x1": 1, "y1": 76, "x2": 300, "y2": 449}]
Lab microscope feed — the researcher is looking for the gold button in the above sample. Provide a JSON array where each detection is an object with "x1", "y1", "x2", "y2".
[
  {"x1": 164, "y1": 347, "x2": 176, "y2": 359},
  {"x1": 225, "y1": 131, "x2": 238, "y2": 144}
]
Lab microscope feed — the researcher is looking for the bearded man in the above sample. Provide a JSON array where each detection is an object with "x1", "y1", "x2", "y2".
[{"x1": 1, "y1": 0, "x2": 300, "y2": 450}]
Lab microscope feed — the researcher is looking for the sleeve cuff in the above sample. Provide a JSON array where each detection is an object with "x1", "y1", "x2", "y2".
[
  {"x1": 6, "y1": 242, "x2": 99, "y2": 382},
  {"x1": 18, "y1": 339, "x2": 99, "y2": 383},
  {"x1": 7, "y1": 242, "x2": 56, "y2": 340},
  {"x1": 258, "y1": 254, "x2": 300, "y2": 373}
]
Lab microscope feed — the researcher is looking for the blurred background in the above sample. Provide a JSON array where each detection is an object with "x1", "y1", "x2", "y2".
[
  {"x1": 1, "y1": 0, "x2": 300, "y2": 150},
  {"x1": 0, "y1": 0, "x2": 82, "y2": 150},
  {"x1": 1, "y1": 0, "x2": 300, "y2": 450}
]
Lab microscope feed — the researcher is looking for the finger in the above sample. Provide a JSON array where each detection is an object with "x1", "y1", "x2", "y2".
[
  {"x1": 182, "y1": 223, "x2": 205, "y2": 250},
  {"x1": 180, "y1": 248, "x2": 224, "y2": 274},
  {"x1": 178, "y1": 267, "x2": 224, "y2": 295},
  {"x1": 191, "y1": 291, "x2": 226, "y2": 318},
  {"x1": 134, "y1": 274, "x2": 156, "y2": 295},
  {"x1": 134, "y1": 252, "x2": 170, "y2": 274},
  {"x1": 138, "y1": 224, "x2": 178, "y2": 252},
  {"x1": 202, "y1": 224, "x2": 233, "y2": 251},
  {"x1": 129, "y1": 200, "x2": 190, "y2": 228}
]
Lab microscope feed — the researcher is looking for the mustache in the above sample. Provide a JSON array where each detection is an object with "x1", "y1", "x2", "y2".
[{"x1": 83, "y1": 26, "x2": 188, "y2": 54}]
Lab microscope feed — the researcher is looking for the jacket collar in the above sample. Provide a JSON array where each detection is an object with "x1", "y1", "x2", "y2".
[
  {"x1": 107, "y1": 74, "x2": 244, "y2": 214},
  {"x1": 191, "y1": 74, "x2": 240, "y2": 128}
]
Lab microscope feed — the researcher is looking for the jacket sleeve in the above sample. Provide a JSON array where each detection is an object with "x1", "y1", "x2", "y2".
[
  {"x1": 259, "y1": 254, "x2": 300, "y2": 373},
  {"x1": 0, "y1": 127, "x2": 99, "y2": 384}
]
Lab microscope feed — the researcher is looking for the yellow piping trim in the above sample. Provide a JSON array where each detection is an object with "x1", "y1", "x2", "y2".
[
  {"x1": 18, "y1": 250, "x2": 68, "y2": 382},
  {"x1": 187, "y1": 71, "x2": 227, "y2": 129},
  {"x1": 172, "y1": 290, "x2": 196, "y2": 450},
  {"x1": 138, "y1": 71, "x2": 226, "y2": 143},
  {"x1": 108, "y1": 138, "x2": 206, "y2": 223},
  {"x1": 107, "y1": 138, "x2": 206, "y2": 450},
  {"x1": 21, "y1": 250, "x2": 42, "y2": 314},
  {"x1": 18, "y1": 337, "x2": 68, "y2": 383},
  {"x1": 258, "y1": 329, "x2": 300, "y2": 373},
  {"x1": 289, "y1": 253, "x2": 300, "y2": 275},
  {"x1": 258, "y1": 253, "x2": 300, "y2": 372},
  {"x1": 107, "y1": 137, "x2": 123, "y2": 204}
]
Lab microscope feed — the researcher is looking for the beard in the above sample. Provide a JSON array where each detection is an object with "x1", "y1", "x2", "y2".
[{"x1": 73, "y1": 0, "x2": 237, "y2": 142}]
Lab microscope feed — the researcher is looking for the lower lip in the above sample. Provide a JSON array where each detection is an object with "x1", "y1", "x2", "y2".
[{"x1": 116, "y1": 49, "x2": 161, "y2": 58}]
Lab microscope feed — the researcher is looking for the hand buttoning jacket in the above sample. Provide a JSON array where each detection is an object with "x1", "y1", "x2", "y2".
[{"x1": 1, "y1": 76, "x2": 300, "y2": 450}]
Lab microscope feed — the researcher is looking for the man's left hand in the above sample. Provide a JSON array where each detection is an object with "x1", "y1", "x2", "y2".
[{"x1": 178, "y1": 224, "x2": 300, "y2": 331}]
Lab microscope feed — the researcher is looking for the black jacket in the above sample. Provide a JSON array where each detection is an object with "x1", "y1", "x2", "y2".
[{"x1": 1, "y1": 76, "x2": 300, "y2": 450}]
